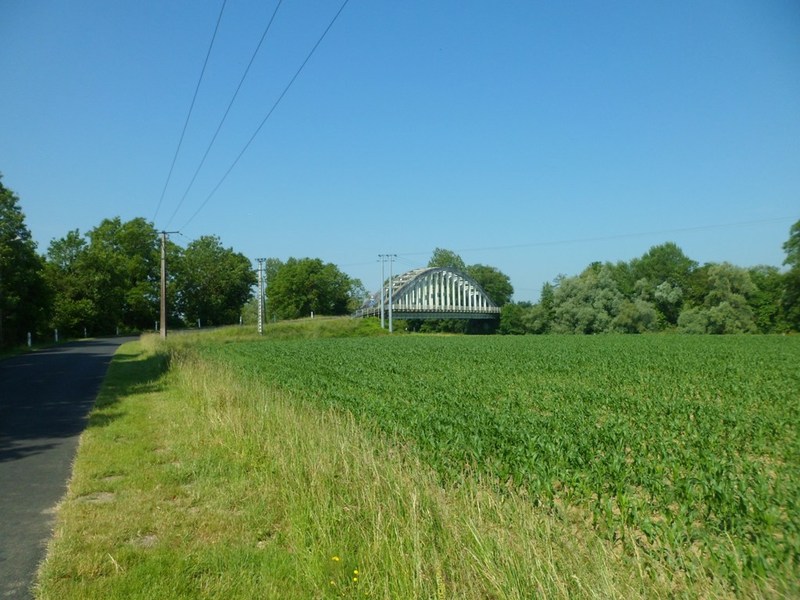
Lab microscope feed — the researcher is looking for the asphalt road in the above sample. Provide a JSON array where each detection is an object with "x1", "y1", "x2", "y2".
[{"x1": 0, "y1": 338, "x2": 132, "y2": 599}]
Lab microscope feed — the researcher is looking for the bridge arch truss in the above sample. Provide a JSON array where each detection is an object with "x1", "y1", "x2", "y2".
[{"x1": 354, "y1": 267, "x2": 500, "y2": 320}]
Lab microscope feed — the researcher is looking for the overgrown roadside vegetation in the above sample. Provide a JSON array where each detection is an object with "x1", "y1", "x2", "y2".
[{"x1": 37, "y1": 321, "x2": 798, "y2": 598}]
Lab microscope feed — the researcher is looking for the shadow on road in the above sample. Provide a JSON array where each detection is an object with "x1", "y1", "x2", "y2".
[
  {"x1": 0, "y1": 337, "x2": 139, "y2": 599},
  {"x1": 0, "y1": 338, "x2": 161, "y2": 463}
]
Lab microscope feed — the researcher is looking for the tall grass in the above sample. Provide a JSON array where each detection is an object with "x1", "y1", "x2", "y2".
[
  {"x1": 165, "y1": 349, "x2": 692, "y2": 598},
  {"x1": 37, "y1": 328, "x2": 749, "y2": 598},
  {"x1": 187, "y1": 316, "x2": 390, "y2": 342}
]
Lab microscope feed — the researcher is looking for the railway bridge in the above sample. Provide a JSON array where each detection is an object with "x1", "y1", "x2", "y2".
[{"x1": 353, "y1": 266, "x2": 500, "y2": 320}]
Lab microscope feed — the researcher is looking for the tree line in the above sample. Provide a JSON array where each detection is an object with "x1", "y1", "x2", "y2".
[
  {"x1": 3, "y1": 173, "x2": 798, "y2": 347},
  {"x1": 499, "y1": 231, "x2": 800, "y2": 335},
  {"x1": 411, "y1": 237, "x2": 800, "y2": 335},
  {"x1": 0, "y1": 174, "x2": 367, "y2": 348},
  {"x1": 1, "y1": 176, "x2": 260, "y2": 347}
]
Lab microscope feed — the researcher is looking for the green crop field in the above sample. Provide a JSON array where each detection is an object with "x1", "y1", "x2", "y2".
[
  {"x1": 197, "y1": 333, "x2": 800, "y2": 590},
  {"x1": 38, "y1": 328, "x2": 800, "y2": 598}
]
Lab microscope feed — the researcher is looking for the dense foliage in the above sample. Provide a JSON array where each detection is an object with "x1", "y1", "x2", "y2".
[
  {"x1": 0, "y1": 176, "x2": 260, "y2": 346},
  {"x1": 501, "y1": 235, "x2": 800, "y2": 334},
  {"x1": 201, "y1": 334, "x2": 800, "y2": 592},
  {"x1": 0, "y1": 175, "x2": 49, "y2": 346},
  {"x1": 265, "y1": 257, "x2": 362, "y2": 320},
  {"x1": 1, "y1": 171, "x2": 798, "y2": 345},
  {"x1": 783, "y1": 220, "x2": 800, "y2": 328},
  {"x1": 44, "y1": 223, "x2": 257, "y2": 336},
  {"x1": 172, "y1": 235, "x2": 256, "y2": 326}
]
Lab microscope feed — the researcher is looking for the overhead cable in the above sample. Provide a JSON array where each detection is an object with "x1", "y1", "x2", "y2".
[
  {"x1": 180, "y1": 0, "x2": 351, "y2": 231},
  {"x1": 152, "y1": 0, "x2": 228, "y2": 225},
  {"x1": 395, "y1": 216, "x2": 796, "y2": 258},
  {"x1": 165, "y1": 0, "x2": 285, "y2": 229}
]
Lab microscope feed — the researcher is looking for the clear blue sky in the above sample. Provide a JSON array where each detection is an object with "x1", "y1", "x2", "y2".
[{"x1": 2, "y1": 1, "x2": 798, "y2": 301}]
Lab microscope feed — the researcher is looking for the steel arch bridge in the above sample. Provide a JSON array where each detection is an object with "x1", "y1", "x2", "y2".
[{"x1": 353, "y1": 267, "x2": 500, "y2": 320}]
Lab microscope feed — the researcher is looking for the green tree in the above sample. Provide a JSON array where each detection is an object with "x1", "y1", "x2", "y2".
[
  {"x1": 427, "y1": 248, "x2": 466, "y2": 271},
  {"x1": 783, "y1": 269, "x2": 800, "y2": 331},
  {"x1": 465, "y1": 264, "x2": 514, "y2": 307},
  {"x1": 550, "y1": 265, "x2": 624, "y2": 334},
  {"x1": 267, "y1": 258, "x2": 354, "y2": 320},
  {"x1": 684, "y1": 263, "x2": 712, "y2": 308},
  {"x1": 606, "y1": 260, "x2": 636, "y2": 298},
  {"x1": 347, "y1": 278, "x2": 369, "y2": 313},
  {"x1": 630, "y1": 242, "x2": 696, "y2": 287},
  {"x1": 678, "y1": 262, "x2": 756, "y2": 334},
  {"x1": 628, "y1": 242, "x2": 696, "y2": 325},
  {"x1": 747, "y1": 265, "x2": 788, "y2": 333},
  {"x1": 499, "y1": 302, "x2": 524, "y2": 335},
  {"x1": 261, "y1": 258, "x2": 284, "y2": 322},
  {"x1": 81, "y1": 217, "x2": 161, "y2": 332},
  {"x1": 534, "y1": 281, "x2": 556, "y2": 333},
  {"x1": 611, "y1": 299, "x2": 658, "y2": 333},
  {"x1": 783, "y1": 219, "x2": 800, "y2": 330},
  {"x1": 0, "y1": 176, "x2": 49, "y2": 347},
  {"x1": 240, "y1": 296, "x2": 259, "y2": 326},
  {"x1": 651, "y1": 280, "x2": 683, "y2": 326},
  {"x1": 45, "y1": 230, "x2": 96, "y2": 336},
  {"x1": 783, "y1": 219, "x2": 800, "y2": 269},
  {"x1": 173, "y1": 236, "x2": 256, "y2": 326}
]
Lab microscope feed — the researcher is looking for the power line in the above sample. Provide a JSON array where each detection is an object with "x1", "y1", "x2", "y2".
[
  {"x1": 179, "y1": 0, "x2": 351, "y2": 232},
  {"x1": 165, "y1": 0, "x2": 285, "y2": 229},
  {"x1": 337, "y1": 260, "x2": 377, "y2": 268},
  {"x1": 394, "y1": 255, "x2": 417, "y2": 267},
  {"x1": 152, "y1": 0, "x2": 228, "y2": 225},
  {"x1": 262, "y1": 216, "x2": 795, "y2": 282},
  {"x1": 394, "y1": 216, "x2": 796, "y2": 258}
]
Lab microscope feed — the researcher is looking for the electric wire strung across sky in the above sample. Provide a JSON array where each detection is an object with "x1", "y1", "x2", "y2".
[
  {"x1": 177, "y1": 0, "x2": 350, "y2": 232},
  {"x1": 151, "y1": 0, "x2": 351, "y2": 232}
]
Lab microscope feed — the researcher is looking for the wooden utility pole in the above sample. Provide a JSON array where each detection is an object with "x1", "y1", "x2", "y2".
[{"x1": 160, "y1": 231, "x2": 178, "y2": 339}]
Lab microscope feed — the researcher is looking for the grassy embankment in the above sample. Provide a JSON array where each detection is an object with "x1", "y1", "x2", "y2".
[{"x1": 36, "y1": 319, "x2": 797, "y2": 598}]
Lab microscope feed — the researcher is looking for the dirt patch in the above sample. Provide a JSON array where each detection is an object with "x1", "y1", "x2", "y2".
[
  {"x1": 130, "y1": 534, "x2": 158, "y2": 548},
  {"x1": 76, "y1": 491, "x2": 116, "y2": 504}
]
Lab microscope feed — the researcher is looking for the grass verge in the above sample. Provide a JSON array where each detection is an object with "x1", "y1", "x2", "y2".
[{"x1": 37, "y1": 329, "x2": 745, "y2": 599}]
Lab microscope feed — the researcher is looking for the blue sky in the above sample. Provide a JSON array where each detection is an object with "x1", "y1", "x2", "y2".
[{"x1": 2, "y1": 1, "x2": 798, "y2": 301}]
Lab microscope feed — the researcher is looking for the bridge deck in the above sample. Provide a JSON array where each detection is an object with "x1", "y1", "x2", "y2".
[{"x1": 354, "y1": 306, "x2": 500, "y2": 320}]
